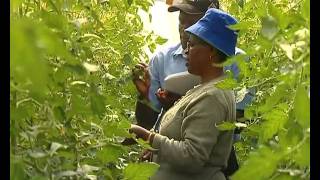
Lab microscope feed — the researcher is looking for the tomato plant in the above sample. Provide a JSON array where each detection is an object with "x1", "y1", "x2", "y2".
[
  {"x1": 218, "y1": 0, "x2": 310, "y2": 179},
  {"x1": 10, "y1": 0, "x2": 309, "y2": 179},
  {"x1": 10, "y1": 0, "x2": 164, "y2": 179}
]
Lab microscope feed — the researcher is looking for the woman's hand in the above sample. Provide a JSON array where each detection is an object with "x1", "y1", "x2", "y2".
[
  {"x1": 129, "y1": 124, "x2": 151, "y2": 141},
  {"x1": 139, "y1": 149, "x2": 153, "y2": 162}
]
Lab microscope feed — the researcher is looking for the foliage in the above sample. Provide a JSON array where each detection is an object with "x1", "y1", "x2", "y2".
[
  {"x1": 123, "y1": 162, "x2": 159, "y2": 180},
  {"x1": 10, "y1": 0, "x2": 163, "y2": 179},
  {"x1": 10, "y1": 0, "x2": 310, "y2": 179},
  {"x1": 217, "y1": 0, "x2": 310, "y2": 179}
]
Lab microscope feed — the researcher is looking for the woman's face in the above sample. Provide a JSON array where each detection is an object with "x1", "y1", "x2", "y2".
[{"x1": 186, "y1": 35, "x2": 213, "y2": 76}]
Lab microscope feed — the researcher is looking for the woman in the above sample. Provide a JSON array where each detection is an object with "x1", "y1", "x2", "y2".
[{"x1": 130, "y1": 8, "x2": 238, "y2": 180}]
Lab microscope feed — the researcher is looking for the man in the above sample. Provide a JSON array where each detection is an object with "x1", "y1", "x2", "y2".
[{"x1": 130, "y1": 0, "x2": 254, "y2": 177}]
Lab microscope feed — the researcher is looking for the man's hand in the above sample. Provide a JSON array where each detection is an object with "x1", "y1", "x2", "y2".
[
  {"x1": 156, "y1": 88, "x2": 181, "y2": 110},
  {"x1": 129, "y1": 124, "x2": 151, "y2": 141},
  {"x1": 131, "y1": 62, "x2": 150, "y2": 100}
]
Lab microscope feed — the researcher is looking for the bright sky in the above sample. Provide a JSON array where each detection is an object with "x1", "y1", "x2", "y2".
[{"x1": 139, "y1": 0, "x2": 180, "y2": 57}]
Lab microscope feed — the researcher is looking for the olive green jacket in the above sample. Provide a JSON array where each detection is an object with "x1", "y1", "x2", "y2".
[{"x1": 150, "y1": 75, "x2": 236, "y2": 180}]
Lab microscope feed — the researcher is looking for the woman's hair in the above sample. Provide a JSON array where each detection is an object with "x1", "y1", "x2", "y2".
[{"x1": 191, "y1": 34, "x2": 228, "y2": 62}]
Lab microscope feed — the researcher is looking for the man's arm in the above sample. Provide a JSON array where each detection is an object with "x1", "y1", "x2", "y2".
[{"x1": 133, "y1": 54, "x2": 162, "y2": 130}]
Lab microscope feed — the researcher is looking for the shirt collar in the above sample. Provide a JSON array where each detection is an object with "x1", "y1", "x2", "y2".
[{"x1": 173, "y1": 44, "x2": 185, "y2": 57}]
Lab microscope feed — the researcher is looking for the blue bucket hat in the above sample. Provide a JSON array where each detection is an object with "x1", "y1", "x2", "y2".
[{"x1": 185, "y1": 8, "x2": 238, "y2": 56}]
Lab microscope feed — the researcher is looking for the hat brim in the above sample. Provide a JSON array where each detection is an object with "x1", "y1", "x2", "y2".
[{"x1": 168, "y1": 4, "x2": 204, "y2": 15}]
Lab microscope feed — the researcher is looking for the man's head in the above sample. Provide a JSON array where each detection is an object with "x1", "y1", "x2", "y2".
[{"x1": 168, "y1": 0, "x2": 220, "y2": 50}]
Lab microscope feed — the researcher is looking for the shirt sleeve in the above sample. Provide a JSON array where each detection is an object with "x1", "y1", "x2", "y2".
[
  {"x1": 148, "y1": 53, "x2": 162, "y2": 111},
  {"x1": 230, "y1": 47, "x2": 255, "y2": 110},
  {"x1": 224, "y1": 63, "x2": 240, "y2": 80},
  {"x1": 151, "y1": 93, "x2": 230, "y2": 173},
  {"x1": 236, "y1": 87, "x2": 255, "y2": 110}
]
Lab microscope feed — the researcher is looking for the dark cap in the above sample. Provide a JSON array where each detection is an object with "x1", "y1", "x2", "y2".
[{"x1": 168, "y1": 0, "x2": 220, "y2": 15}]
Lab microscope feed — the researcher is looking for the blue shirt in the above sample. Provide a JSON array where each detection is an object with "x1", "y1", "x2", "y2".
[{"x1": 148, "y1": 43, "x2": 254, "y2": 111}]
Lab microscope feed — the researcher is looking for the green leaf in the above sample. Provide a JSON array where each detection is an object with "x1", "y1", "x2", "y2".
[
  {"x1": 279, "y1": 122, "x2": 303, "y2": 148},
  {"x1": 244, "y1": 105, "x2": 255, "y2": 119},
  {"x1": 28, "y1": 150, "x2": 48, "y2": 159},
  {"x1": 216, "y1": 122, "x2": 236, "y2": 131},
  {"x1": 11, "y1": 19, "x2": 50, "y2": 100},
  {"x1": 36, "y1": 23, "x2": 74, "y2": 62},
  {"x1": 55, "y1": 171, "x2": 78, "y2": 178},
  {"x1": 127, "y1": 0, "x2": 133, "y2": 6},
  {"x1": 272, "y1": 174, "x2": 293, "y2": 180},
  {"x1": 11, "y1": 0, "x2": 23, "y2": 11},
  {"x1": 71, "y1": 81, "x2": 89, "y2": 86},
  {"x1": 71, "y1": 17, "x2": 88, "y2": 29},
  {"x1": 229, "y1": 1, "x2": 240, "y2": 14},
  {"x1": 47, "y1": 0, "x2": 62, "y2": 14},
  {"x1": 148, "y1": 43, "x2": 157, "y2": 53},
  {"x1": 83, "y1": 62, "x2": 100, "y2": 72},
  {"x1": 63, "y1": 63, "x2": 87, "y2": 75},
  {"x1": 69, "y1": 94, "x2": 90, "y2": 116},
  {"x1": 279, "y1": 43, "x2": 294, "y2": 60},
  {"x1": 294, "y1": 137, "x2": 310, "y2": 167},
  {"x1": 232, "y1": 146, "x2": 281, "y2": 180},
  {"x1": 124, "y1": 162, "x2": 159, "y2": 180},
  {"x1": 255, "y1": 3, "x2": 268, "y2": 17},
  {"x1": 256, "y1": 35, "x2": 273, "y2": 51},
  {"x1": 58, "y1": 150, "x2": 75, "y2": 159},
  {"x1": 237, "y1": 0, "x2": 244, "y2": 8},
  {"x1": 53, "y1": 67, "x2": 68, "y2": 83},
  {"x1": 268, "y1": 4, "x2": 290, "y2": 30},
  {"x1": 123, "y1": 54, "x2": 132, "y2": 65},
  {"x1": 261, "y1": 15, "x2": 279, "y2": 40},
  {"x1": 11, "y1": 157, "x2": 27, "y2": 180},
  {"x1": 41, "y1": 11, "x2": 67, "y2": 30},
  {"x1": 90, "y1": 87, "x2": 106, "y2": 117},
  {"x1": 103, "y1": 73, "x2": 117, "y2": 80},
  {"x1": 260, "y1": 104, "x2": 289, "y2": 142},
  {"x1": 293, "y1": 86, "x2": 310, "y2": 129},
  {"x1": 135, "y1": 138, "x2": 157, "y2": 151},
  {"x1": 30, "y1": 176, "x2": 47, "y2": 180},
  {"x1": 49, "y1": 142, "x2": 68, "y2": 156},
  {"x1": 79, "y1": 164, "x2": 100, "y2": 173},
  {"x1": 228, "y1": 21, "x2": 255, "y2": 31},
  {"x1": 81, "y1": 33, "x2": 102, "y2": 40},
  {"x1": 221, "y1": 56, "x2": 237, "y2": 67},
  {"x1": 258, "y1": 84, "x2": 288, "y2": 113},
  {"x1": 103, "y1": 168, "x2": 114, "y2": 180},
  {"x1": 155, "y1": 36, "x2": 168, "y2": 45},
  {"x1": 96, "y1": 144, "x2": 126, "y2": 163},
  {"x1": 103, "y1": 120, "x2": 132, "y2": 138},
  {"x1": 215, "y1": 78, "x2": 238, "y2": 90},
  {"x1": 135, "y1": 0, "x2": 153, "y2": 12},
  {"x1": 302, "y1": 0, "x2": 310, "y2": 21},
  {"x1": 11, "y1": 102, "x2": 36, "y2": 121}
]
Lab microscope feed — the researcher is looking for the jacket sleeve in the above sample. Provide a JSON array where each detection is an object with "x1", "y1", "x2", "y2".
[{"x1": 151, "y1": 93, "x2": 228, "y2": 173}]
